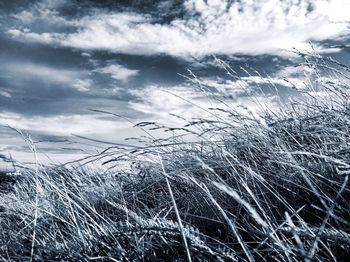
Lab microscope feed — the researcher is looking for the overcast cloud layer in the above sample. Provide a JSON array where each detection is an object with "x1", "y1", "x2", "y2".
[{"x1": 0, "y1": 0, "x2": 350, "y2": 163}]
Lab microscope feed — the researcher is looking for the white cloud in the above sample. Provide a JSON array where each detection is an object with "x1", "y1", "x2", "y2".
[
  {"x1": 0, "y1": 110, "x2": 139, "y2": 164},
  {"x1": 128, "y1": 84, "x2": 276, "y2": 125},
  {"x1": 0, "y1": 89, "x2": 11, "y2": 98},
  {"x1": 7, "y1": 62, "x2": 76, "y2": 82},
  {"x1": 0, "y1": 112, "x2": 123, "y2": 137},
  {"x1": 0, "y1": 110, "x2": 149, "y2": 164},
  {"x1": 72, "y1": 79, "x2": 92, "y2": 92},
  {"x1": 8, "y1": 29, "x2": 63, "y2": 44},
  {"x1": 4, "y1": 62, "x2": 91, "y2": 92},
  {"x1": 95, "y1": 64, "x2": 139, "y2": 82},
  {"x1": 129, "y1": 85, "x2": 195, "y2": 118},
  {"x1": 8, "y1": 0, "x2": 350, "y2": 58}
]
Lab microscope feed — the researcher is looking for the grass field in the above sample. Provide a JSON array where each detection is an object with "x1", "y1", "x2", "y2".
[{"x1": 0, "y1": 53, "x2": 349, "y2": 261}]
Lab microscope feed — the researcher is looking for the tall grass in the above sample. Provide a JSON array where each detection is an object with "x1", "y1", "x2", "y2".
[{"x1": 0, "y1": 52, "x2": 349, "y2": 261}]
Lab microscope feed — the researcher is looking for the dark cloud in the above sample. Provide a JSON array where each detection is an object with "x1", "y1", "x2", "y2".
[{"x1": 56, "y1": 0, "x2": 186, "y2": 22}]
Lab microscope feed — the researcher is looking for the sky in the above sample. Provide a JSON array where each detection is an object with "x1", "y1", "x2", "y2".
[{"x1": 0, "y1": 0, "x2": 350, "y2": 165}]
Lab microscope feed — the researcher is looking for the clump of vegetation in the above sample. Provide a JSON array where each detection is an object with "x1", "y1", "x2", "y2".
[{"x1": 0, "y1": 53, "x2": 349, "y2": 261}]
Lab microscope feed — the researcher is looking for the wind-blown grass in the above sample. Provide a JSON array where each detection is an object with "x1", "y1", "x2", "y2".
[{"x1": 0, "y1": 53, "x2": 349, "y2": 261}]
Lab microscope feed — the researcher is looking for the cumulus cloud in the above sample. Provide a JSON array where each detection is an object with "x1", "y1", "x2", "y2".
[
  {"x1": 7, "y1": 0, "x2": 350, "y2": 58},
  {"x1": 95, "y1": 64, "x2": 139, "y2": 82}
]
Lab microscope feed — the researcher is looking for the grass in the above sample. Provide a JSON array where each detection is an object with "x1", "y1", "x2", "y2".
[{"x1": 0, "y1": 52, "x2": 349, "y2": 261}]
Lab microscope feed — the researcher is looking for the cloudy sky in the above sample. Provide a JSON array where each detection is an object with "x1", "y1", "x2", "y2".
[{"x1": 0, "y1": 0, "x2": 350, "y2": 164}]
